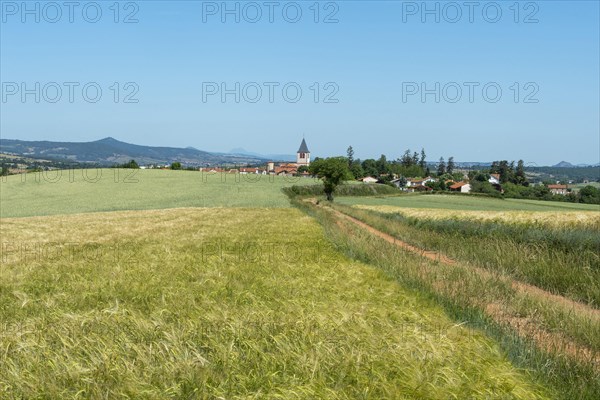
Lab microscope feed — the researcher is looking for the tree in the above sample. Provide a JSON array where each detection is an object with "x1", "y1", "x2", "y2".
[
  {"x1": 446, "y1": 157, "x2": 455, "y2": 175},
  {"x1": 113, "y1": 160, "x2": 139, "y2": 169},
  {"x1": 376, "y1": 154, "x2": 390, "y2": 175},
  {"x1": 436, "y1": 157, "x2": 446, "y2": 176},
  {"x1": 490, "y1": 160, "x2": 514, "y2": 183},
  {"x1": 309, "y1": 157, "x2": 352, "y2": 201},
  {"x1": 0, "y1": 166, "x2": 9, "y2": 176},
  {"x1": 346, "y1": 146, "x2": 354, "y2": 166},
  {"x1": 515, "y1": 160, "x2": 527, "y2": 185},
  {"x1": 350, "y1": 161, "x2": 365, "y2": 180},
  {"x1": 124, "y1": 160, "x2": 139, "y2": 169},
  {"x1": 400, "y1": 150, "x2": 413, "y2": 167},
  {"x1": 297, "y1": 165, "x2": 309, "y2": 174},
  {"x1": 412, "y1": 151, "x2": 419, "y2": 166},
  {"x1": 419, "y1": 148, "x2": 426, "y2": 170},
  {"x1": 171, "y1": 162, "x2": 182, "y2": 170},
  {"x1": 397, "y1": 176, "x2": 407, "y2": 188},
  {"x1": 579, "y1": 185, "x2": 600, "y2": 204},
  {"x1": 361, "y1": 159, "x2": 378, "y2": 177}
]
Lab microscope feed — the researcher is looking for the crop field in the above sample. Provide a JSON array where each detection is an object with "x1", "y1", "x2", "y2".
[
  {"x1": 0, "y1": 208, "x2": 549, "y2": 398},
  {"x1": 332, "y1": 200, "x2": 600, "y2": 307},
  {"x1": 2, "y1": 175, "x2": 598, "y2": 398},
  {"x1": 0, "y1": 169, "x2": 319, "y2": 218},
  {"x1": 290, "y1": 195, "x2": 600, "y2": 399},
  {"x1": 337, "y1": 193, "x2": 600, "y2": 212},
  {"x1": 352, "y1": 205, "x2": 600, "y2": 229}
]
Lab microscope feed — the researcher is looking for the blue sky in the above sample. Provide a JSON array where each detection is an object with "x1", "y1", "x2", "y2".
[{"x1": 1, "y1": 0, "x2": 599, "y2": 165}]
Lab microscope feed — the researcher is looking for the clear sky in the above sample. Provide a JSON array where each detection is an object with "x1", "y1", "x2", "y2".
[{"x1": 1, "y1": 0, "x2": 599, "y2": 165}]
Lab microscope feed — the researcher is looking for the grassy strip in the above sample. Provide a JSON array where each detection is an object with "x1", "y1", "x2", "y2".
[
  {"x1": 329, "y1": 203, "x2": 600, "y2": 350},
  {"x1": 335, "y1": 204, "x2": 600, "y2": 308},
  {"x1": 289, "y1": 197, "x2": 600, "y2": 400},
  {"x1": 337, "y1": 193, "x2": 600, "y2": 212},
  {"x1": 353, "y1": 205, "x2": 600, "y2": 230},
  {"x1": 283, "y1": 183, "x2": 400, "y2": 198}
]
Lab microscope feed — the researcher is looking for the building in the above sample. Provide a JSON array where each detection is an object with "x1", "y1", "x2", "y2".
[
  {"x1": 266, "y1": 138, "x2": 311, "y2": 176},
  {"x1": 548, "y1": 184, "x2": 569, "y2": 195},
  {"x1": 488, "y1": 174, "x2": 501, "y2": 185},
  {"x1": 362, "y1": 176, "x2": 378, "y2": 183},
  {"x1": 274, "y1": 163, "x2": 298, "y2": 175},
  {"x1": 406, "y1": 176, "x2": 436, "y2": 187},
  {"x1": 296, "y1": 138, "x2": 310, "y2": 166},
  {"x1": 449, "y1": 181, "x2": 471, "y2": 193}
]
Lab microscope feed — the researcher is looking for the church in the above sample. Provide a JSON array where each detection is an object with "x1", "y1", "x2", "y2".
[{"x1": 267, "y1": 138, "x2": 311, "y2": 176}]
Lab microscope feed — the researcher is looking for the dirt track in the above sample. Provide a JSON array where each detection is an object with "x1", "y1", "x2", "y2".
[{"x1": 308, "y1": 199, "x2": 600, "y2": 368}]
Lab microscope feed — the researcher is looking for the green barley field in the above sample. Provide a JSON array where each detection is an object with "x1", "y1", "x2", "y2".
[
  {"x1": 0, "y1": 208, "x2": 548, "y2": 398},
  {"x1": 0, "y1": 169, "x2": 319, "y2": 218},
  {"x1": 337, "y1": 193, "x2": 600, "y2": 212},
  {"x1": 2, "y1": 171, "x2": 597, "y2": 398}
]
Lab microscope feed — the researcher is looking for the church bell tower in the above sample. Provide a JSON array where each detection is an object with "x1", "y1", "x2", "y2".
[{"x1": 296, "y1": 138, "x2": 310, "y2": 166}]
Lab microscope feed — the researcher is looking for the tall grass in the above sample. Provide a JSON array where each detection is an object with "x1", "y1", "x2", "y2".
[
  {"x1": 337, "y1": 193, "x2": 600, "y2": 212},
  {"x1": 283, "y1": 183, "x2": 399, "y2": 198},
  {"x1": 290, "y1": 197, "x2": 599, "y2": 399},
  {"x1": 0, "y1": 169, "x2": 321, "y2": 217},
  {"x1": 335, "y1": 204, "x2": 600, "y2": 307},
  {"x1": 0, "y1": 208, "x2": 548, "y2": 398},
  {"x1": 328, "y1": 203, "x2": 600, "y2": 350}
]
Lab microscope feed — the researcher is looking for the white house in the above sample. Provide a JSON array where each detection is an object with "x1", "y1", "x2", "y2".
[
  {"x1": 362, "y1": 176, "x2": 378, "y2": 183},
  {"x1": 406, "y1": 176, "x2": 436, "y2": 187},
  {"x1": 488, "y1": 173, "x2": 501, "y2": 185},
  {"x1": 449, "y1": 181, "x2": 471, "y2": 193},
  {"x1": 548, "y1": 184, "x2": 569, "y2": 195}
]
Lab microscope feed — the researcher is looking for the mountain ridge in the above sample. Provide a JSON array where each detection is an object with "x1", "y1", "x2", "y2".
[{"x1": 0, "y1": 137, "x2": 269, "y2": 166}]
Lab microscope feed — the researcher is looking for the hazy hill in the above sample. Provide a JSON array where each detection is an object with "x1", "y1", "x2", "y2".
[{"x1": 0, "y1": 137, "x2": 268, "y2": 166}]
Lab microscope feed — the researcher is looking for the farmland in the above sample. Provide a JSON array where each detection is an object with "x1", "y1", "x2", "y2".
[
  {"x1": 337, "y1": 193, "x2": 600, "y2": 212},
  {"x1": 2, "y1": 174, "x2": 599, "y2": 398},
  {"x1": 352, "y1": 205, "x2": 600, "y2": 229},
  {"x1": 0, "y1": 208, "x2": 548, "y2": 398},
  {"x1": 333, "y1": 202, "x2": 600, "y2": 306},
  {"x1": 288, "y1": 191, "x2": 599, "y2": 399},
  {"x1": 0, "y1": 169, "x2": 318, "y2": 218}
]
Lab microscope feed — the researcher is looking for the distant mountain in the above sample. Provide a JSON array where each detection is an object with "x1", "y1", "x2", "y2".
[
  {"x1": 452, "y1": 161, "x2": 492, "y2": 168},
  {"x1": 228, "y1": 148, "x2": 295, "y2": 162},
  {"x1": 0, "y1": 137, "x2": 268, "y2": 166},
  {"x1": 553, "y1": 161, "x2": 575, "y2": 168}
]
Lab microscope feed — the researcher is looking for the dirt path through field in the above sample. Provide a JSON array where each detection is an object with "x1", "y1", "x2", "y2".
[{"x1": 305, "y1": 199, "x2": 599, "y2": 368}]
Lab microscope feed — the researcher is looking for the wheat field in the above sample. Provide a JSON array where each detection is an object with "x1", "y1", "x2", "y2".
[{"x1": 0, "y1": 208, "x2": 548, "y2": 399}]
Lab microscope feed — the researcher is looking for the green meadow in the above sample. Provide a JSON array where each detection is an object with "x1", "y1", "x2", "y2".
[
  {"x1": 337, "y1": 193, "x2": 600, "y2": 212},
  {"x1": 0, "y1": 169, "x2": 318, "y2": 218},
  {"x1": 2, "y1": 171, "x2": 598, "y2": 398}
]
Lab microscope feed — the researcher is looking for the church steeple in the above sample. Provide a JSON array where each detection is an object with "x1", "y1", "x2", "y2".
[
  {"x1": 297, "y1": 138, "x2": 309, "y2": 154},
  {"x1": 296, "y1": 138, "x2": 310, "y2": 166}
]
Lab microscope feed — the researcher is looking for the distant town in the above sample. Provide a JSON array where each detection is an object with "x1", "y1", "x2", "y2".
[{"x1": 2, "y1": 137, "x2": 599, "y2": 205}]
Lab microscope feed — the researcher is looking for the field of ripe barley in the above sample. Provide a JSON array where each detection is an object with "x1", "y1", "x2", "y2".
[
  {"x1": 337, "y1": 193, "x2": 600, "y2": 212},
  {"x1": 0, "y1": 208, "x2": 548, "y2": 399},
  {"x1": 352, "y1": 205, "x2": 600, "y2": 229}
]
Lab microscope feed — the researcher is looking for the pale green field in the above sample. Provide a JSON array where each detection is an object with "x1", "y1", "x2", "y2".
[
  {"x1": 0, "y1": 169, "x2": 319, "y2": 218},
  {"x1": 338, "y1": 194, "x2": 600, "y2": 212},
  {"x1": 352, "y1": 205, "x2": 600, "y2": 229},
  {"x1": 0, "y1": 208, "x2": 548, "y2": 399}
]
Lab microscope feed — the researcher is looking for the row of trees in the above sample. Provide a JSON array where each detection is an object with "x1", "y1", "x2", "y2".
[
  {"x1": 343, "y1": 146, "x2": 457, "y2": 180},
  {"x1": 113, "y1": 160, "x2": 140, "y2": 169},
  {"x1": 489, "y1": 160, "x2": 527, "y2": 185},
  {"x1": 111, "y1": 160, "x2": 188, "y2": 171}
]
